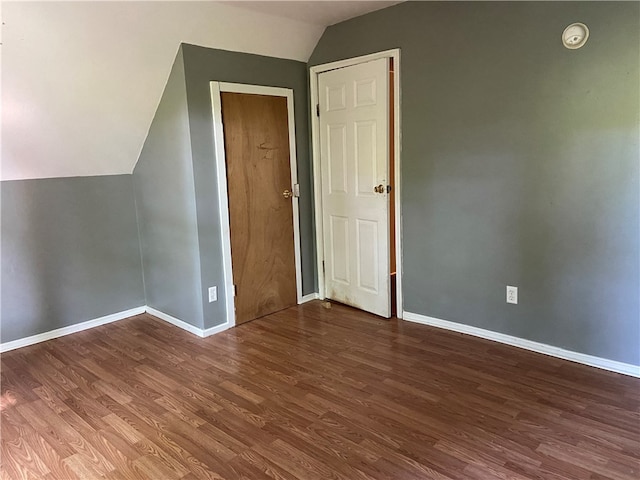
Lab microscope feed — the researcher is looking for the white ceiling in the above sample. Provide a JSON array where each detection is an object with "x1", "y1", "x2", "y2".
[
  {"x1": 1, "y1": 1, "x2": 401, "y2": 181},
  {"x1": 221, "y1": 1, "x2": 403, "y2": 26}
]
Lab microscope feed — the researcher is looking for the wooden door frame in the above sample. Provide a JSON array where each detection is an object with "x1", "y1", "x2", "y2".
[
  {"x1": 210, "y1": 82, "x2": 304, "y2": 328},
  {"x1": 310, "y1": 49, "x2": 403, "y2": 319}
]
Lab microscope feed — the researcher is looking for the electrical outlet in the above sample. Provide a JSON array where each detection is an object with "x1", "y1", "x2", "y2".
[
  {"x1": 506, "y1": 286, "x2": 518, "y2": 304},
  {"x1": 208, "y1": 286, "x2": 217, "y2": 303}
]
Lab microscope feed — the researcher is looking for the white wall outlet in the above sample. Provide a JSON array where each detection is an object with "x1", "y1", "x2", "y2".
[
  {"x1": 506, "y1": 286, "x2": 518, "y2": 304},
  {"x1": 208, "y1": 286, "x2": 217, "y2": 303}
]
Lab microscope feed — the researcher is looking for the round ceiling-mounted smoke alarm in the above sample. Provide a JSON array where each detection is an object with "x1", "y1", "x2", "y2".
[{"x1": 562, "y1": 23, "x2": 589, "y2": 49}]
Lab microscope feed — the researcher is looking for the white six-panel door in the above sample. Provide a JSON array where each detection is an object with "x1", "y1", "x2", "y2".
[{"x1": 318, "y1": 58, "x2": 390, "y2": 317}]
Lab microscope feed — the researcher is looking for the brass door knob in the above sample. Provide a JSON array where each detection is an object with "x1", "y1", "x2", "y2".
[
  {"x1": 282, "y1": 189, "x2": 293, "y2": 199},
  {"x1": 374, "y1": 184, "x2": 385, "y2": 194}
]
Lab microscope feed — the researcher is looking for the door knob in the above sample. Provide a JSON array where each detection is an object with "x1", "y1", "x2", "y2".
[
  {"x1": 282, "y1": 189, "x2": 293, "y2": 199},
  {"x1": 374, "y1": 184, "x2": 385, "y2": 194}
]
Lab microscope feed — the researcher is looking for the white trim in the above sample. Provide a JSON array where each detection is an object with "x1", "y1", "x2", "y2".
[
  {"x1": 403, "y1": 311, "x2": 640, "y2": 378},
  {"x1": 146, "y1": 307, "x2": 205, "y2": 337},
  {"x1": 391, "y1": 53, "x2": 402, "y2": 320},
  {"x1": 310, "y1": 68, "x2": 324, "y2": 300},
  {"x1": 300, "y1": 293, "x2": 320, "y2": 303},
  {"x1": 146, "y1": 307, "x2": 231, "y2": 338},
  {"x1": 284, "y1": 89, "x2": 304, "y2": 304},
  {"x1": 202, "y1": 322, "x2": 232, "y2": 337},
  {"x1": 219, "y1": 82, "x2": 291, "y2": 98},
  {"x1": 310, "y1": 49, "x2": 403, "y2": 318},
  {"x1": 1, "y1": 305, "x2": 235, "y2": 353},
  {"x1": 310, "y1": 49, "x2": 401, "y2": 75},
  {"x1": 0, "y1": 306, "x2": 146, "y2": 353},
  {"x1": 210, "y1": 83, "x2": 237, "y2": 329},
  {"x1": 210, "y1": 81, "x2": 305, "y2": 317}
]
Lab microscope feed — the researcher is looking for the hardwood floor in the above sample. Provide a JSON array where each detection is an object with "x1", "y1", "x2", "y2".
[{"x1": 1, "y1": 301, "x2": 638, "y2": 479}]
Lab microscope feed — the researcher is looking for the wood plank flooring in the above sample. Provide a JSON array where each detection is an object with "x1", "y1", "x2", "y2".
[{"x1": 1, "y1": 301, "x2": 639, "y2": 479}]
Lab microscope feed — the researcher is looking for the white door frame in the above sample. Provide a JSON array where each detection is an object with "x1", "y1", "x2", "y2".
[
  {"x1": 310, "y1": 49, "x2": 403, "y2": 318},
  {"x1": 210, "y1": 82, "x2": 304, "y2": 329}
]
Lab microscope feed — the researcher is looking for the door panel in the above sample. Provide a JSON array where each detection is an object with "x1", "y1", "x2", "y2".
[
  {"x1": 328, "y1": 125, "x2": 348, "y2": 194},
  {"x1": 319, "y1": 58, "x2": 390, "y2": 317},
  {"x1": 327, "y1": 84, "x2": 346, "y2": 111},
  {"x1": 221, "y1": 92, "x2": 297, "y2": 325},
  {"x1": 355, "y1": 120, "x2": 377, "y2": 196},
  {"x1": 356, "y1": 219, "x2": 378, "y2": 293},
  {"x1": 329, "y1": 215, "x2": 350, "y2": 284}
]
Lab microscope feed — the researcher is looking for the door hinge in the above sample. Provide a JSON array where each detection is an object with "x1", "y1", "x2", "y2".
[
  {"x1": 233, "y1": 285, "x2": 237, "y2": 297},
  {"x1": 316, "y1": 104, "x2": 320, "y2": 117},
  {"x1": 322, "y1": 261, "x2": 325, "y2": 274}
]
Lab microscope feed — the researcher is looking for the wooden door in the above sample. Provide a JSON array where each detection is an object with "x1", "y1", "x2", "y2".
[
  {"x1": 318, "y1": 58, "x2": 391, "y2": 317},
  {"x1": 221, "y1": 92, "x2": 297, "y2": 325}
]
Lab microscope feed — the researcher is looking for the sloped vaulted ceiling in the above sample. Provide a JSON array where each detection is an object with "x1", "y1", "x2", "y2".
[
  {"x1": 1, "y1": 1, "x2": 402, "y2": 181},
  {"x1": 1, "y1": 1, "x2": 326, "y2": 181}
]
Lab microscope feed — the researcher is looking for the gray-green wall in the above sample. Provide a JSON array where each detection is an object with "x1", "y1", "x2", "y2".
[
  {"x1": 133, "y1": 47, "x2": 205, "y2": 328},
  {"x1": 132, "y1": 44, "x2": 313, "y2": 330},
  {"x1": 310, "y1": 1, "x2": 640, "y2": 365},
  {"x1": 1, "y1": 175, "x2": 145, "y2": 342},
  {"x1": 181, "y1": 43, "x2": 314, "y2": 329}
]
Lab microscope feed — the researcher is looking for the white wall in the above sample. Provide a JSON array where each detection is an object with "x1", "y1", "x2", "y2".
[{"x1": 1, "y1": 1, "x2": 324, "y2": 181}]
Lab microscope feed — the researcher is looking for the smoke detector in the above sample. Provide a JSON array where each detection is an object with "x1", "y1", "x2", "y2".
[{"x1": 562, "y1": 23, "x2": 589, "y2": 49}]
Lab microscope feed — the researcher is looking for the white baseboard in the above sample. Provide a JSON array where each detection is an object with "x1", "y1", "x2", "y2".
[
  {"x1": 403, "y1": 311, "x2": 640, "y2": 378},
  {"x1": 0, "y1": 306, "x2": 146, "y2": 353},
  {"x1": 300, "y1": 293, "x2": 320, "y2": 304},
  {"x1": 1, "y1": 305, "x2": 234, "y2": 353},
  {"x1": 202, "y1": 322, "x2": 232, "y2": 337},
  {"x1": 145, "y1": 307, "x2": 204, "y2": 337},
  {"x1": 145, "y1": 307, "x2": 231, "y2": 338}
]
